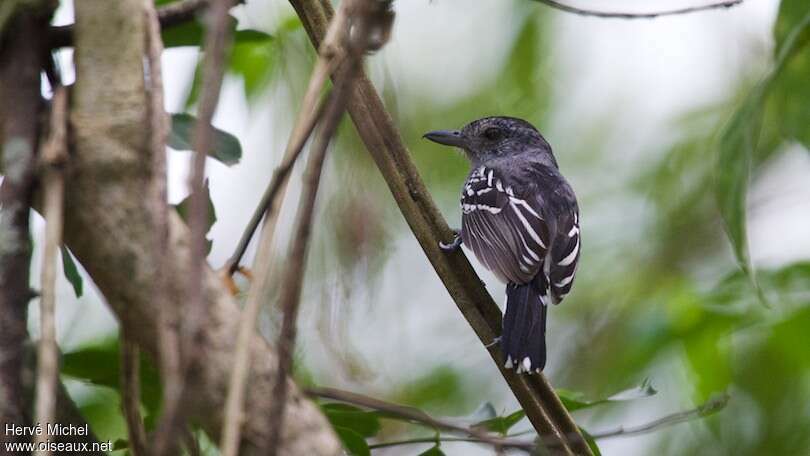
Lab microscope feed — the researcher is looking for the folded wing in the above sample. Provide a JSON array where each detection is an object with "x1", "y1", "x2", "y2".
[{"x1": 460, "y1": 166, "x2": 550, "y2": 286}]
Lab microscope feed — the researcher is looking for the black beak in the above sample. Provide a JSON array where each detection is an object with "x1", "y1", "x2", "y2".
[{"x1": 423, "y1": 129, "x2": 466, "y2": 148}]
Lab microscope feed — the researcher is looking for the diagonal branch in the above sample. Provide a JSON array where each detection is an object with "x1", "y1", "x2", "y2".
[
  {"x1": 221, "y1": 56, "x2": 337, "y2": 277},
  {"x1": 289, "y1": 0, "x2": 590, "y2": 454},
  {"x1": 308, "y1": 387, "x2": 536, "y2": 452},
  {"x1": 531, "y1": 0, "x2": 742, "y2": 19}
]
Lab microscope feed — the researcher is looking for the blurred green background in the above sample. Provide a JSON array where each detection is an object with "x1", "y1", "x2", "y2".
[{"x1": 31, "y1": 0, "x2": 810, "y2": 454}]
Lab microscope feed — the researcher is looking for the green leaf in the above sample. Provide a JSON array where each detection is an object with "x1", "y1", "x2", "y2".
[
  {"x1": 185, "y1": 20, "x2": 293, "y2": 106},
  {"x1": 715, "y1": 89, "x2": 766, "y2": 300},
  {"x1": 60, "y1": 246, "x2": 83, "y2": 298},
  {"x1": 168, "y1": 113, "x2": 242, "y2": 166},
  {"x1": 771, "y1": 0, "x2": 810, "y2": 148},
  {"x1": 61, "y1": 338, "x2": 163, "y2": 414},
  {"x1": 579, "y1": 427, "x2": 602, "y2": 456},
  {"x1": 333, "y1": 426, "x2": 370, "y2": 456},
  {"x1": 112, "y1": 439, "x2": 128, "y2": 451},
  {"x1": 321, "y1": 403, "x2": 381, "y2": 438},
  {"x1": 557, "y1": 378, "x2": 657, "y2": 413},
  {"x1": 474, "y1": 409, "x2": 525, "y2": 435},
  {"x1": 715, "y1": 7, "x2": 810, "y2": 301},
  {"x1": 418, "y1": 445, "x2": 446, "y2": 456},
  {"x1": 230, "y1": 32, "x2": 278, "y2": 99},
  {"x1": 173, "y1": 179, "x2": 217, "y2": 232},
  {"x1": 173, "y1": 179, "x2": 217, "y2": 254}
]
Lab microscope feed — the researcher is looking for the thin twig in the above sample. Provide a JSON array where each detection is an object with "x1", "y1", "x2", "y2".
[
  {"x1": 533, "y1": 0, "x2": 742, "y2": 19},
  {"x1": 368, "y1": 394, "x2": 731, "y2": 450},
  {"x1": 48, "y1": 0, "x2": 209, "y2": 48},
  {"x1": 591, "y1": 393, "x2": 730, "y2": 440},
  {"x1": 308, "y1": 387, "x2": 535, "y2": 452},
  {"x1": 265, "y1": 4, "x2": 388, "y2": 453},
  {"x1": 142, "y1": 2, "x2": 185, "y2": 454},
  {"x1": 265, "y1": 105, "x2": 339, "y2": 456},
  {"x1": 185, "y1": 0, "x2": 237, "y2": 362},
  {"x1": 120, "y1": 336, "x2": 148, "y2": 456},
  {"x1": 222, "y1": 55, "x2": 340, "y2": 277},
  {"x1": 218, "y1": 19, "x2": 345, "y2": 456},
  {"x1": 265, "y1": 57, "x2": 353, "y2": 456},
  {"x1": 152, "y1": 0, "x2": 237, "y2": 454},
  {"x1": 34, "y1": 86, "x2": 68, "y2": 454},
  {"x1": 290, "y1": 0, "x2": 586, "y2": 454}
]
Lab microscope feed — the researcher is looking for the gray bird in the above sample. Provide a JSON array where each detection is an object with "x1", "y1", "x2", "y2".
[{"x1": 424, "y1": 116, "x2": 581, "y2": 373}]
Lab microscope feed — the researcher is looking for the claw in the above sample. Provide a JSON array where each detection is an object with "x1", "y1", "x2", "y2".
[
  {"x1": 439, "y1": 230, "x2": 463, "y2": 252},
  {"x1": 485, "y1": 337, "x2": 501, "y2": 348}
]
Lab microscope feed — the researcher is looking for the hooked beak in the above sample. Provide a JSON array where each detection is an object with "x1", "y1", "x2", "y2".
[{"x1": 423, "y1": 129, "x2": 466, "y2": 148}]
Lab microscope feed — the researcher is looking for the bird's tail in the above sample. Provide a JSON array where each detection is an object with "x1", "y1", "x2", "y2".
[{"x1": 503, "y1": 283, "x2": 547, "y2": 374}]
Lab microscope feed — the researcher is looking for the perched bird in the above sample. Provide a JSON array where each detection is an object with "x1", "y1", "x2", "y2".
[{"x1": 424, "y1": 116, "x2": 580, "y2": 373}]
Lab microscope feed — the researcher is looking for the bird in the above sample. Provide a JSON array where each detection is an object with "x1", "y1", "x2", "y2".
[{"x1": 424, "y1": 116, "x2": 580, "y2": 374}]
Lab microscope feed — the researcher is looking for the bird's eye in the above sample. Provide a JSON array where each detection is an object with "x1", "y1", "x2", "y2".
[{"x1": 483, "y1": 128, "x2": 502, "y2": 141}]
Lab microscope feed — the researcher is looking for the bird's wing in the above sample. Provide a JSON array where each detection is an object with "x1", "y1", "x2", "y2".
[
  {"x1": 460, "y1": 165, "x2": 550, "y2": 286},
  {"x1": 548, "y1": 209, "x2": 580, "y2": 304}
]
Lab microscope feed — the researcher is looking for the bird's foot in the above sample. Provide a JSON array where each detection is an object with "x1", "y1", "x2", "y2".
[
  {"x1": 485, "y1": 337, "x2": 501, "y2": 348},
  {"x1": 439, "y1": 230, "x2": 463, "y2": 252}
]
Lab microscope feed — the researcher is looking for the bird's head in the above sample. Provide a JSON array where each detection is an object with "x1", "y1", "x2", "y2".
[{"x1": 423, "y1": 116, "x2": 555, "y2": 166}]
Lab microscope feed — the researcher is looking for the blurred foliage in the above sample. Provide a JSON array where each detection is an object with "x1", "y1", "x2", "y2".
[
  {"x1": 392, "y1": 365, "x2": 470, "y2": 414},
  {"x1": 715, "y1": 0, "x2": 810, "y2": 299},
  {"x1": 184, "y1": 15, "x2": 303, "y2": 107}
]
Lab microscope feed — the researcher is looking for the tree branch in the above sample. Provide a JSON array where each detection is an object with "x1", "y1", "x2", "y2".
[
  {"x1": 0, "y1": 2, "x2": 50, "y2": 445},
  {"x1": 289, "y1": 0, "x2": 590, "y2": 454},
  {"x1": 221, "y1": 57, "x2": 336, "y2": 277},
  {"x1": 34, "y1": 85, "x2": 68, "y2": 451},
  {"x1": 309, "y1": 387, "x2": 537, "y2": 452},
  {"x1": 67, "y1": 1, "x2": 341, "y2": 454},
  {"x1": 532, "y1": 0, "x2": 742, "y2": 19},
  {"x1": 590, "y1": 393, "x2": 730, "y2": 440},
  {"x1": 48, "y1": 0, "x2": 209, "y2": 49},
  {"x1": 369, "y1": 436, "x2": 529, "y2": 451}
]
